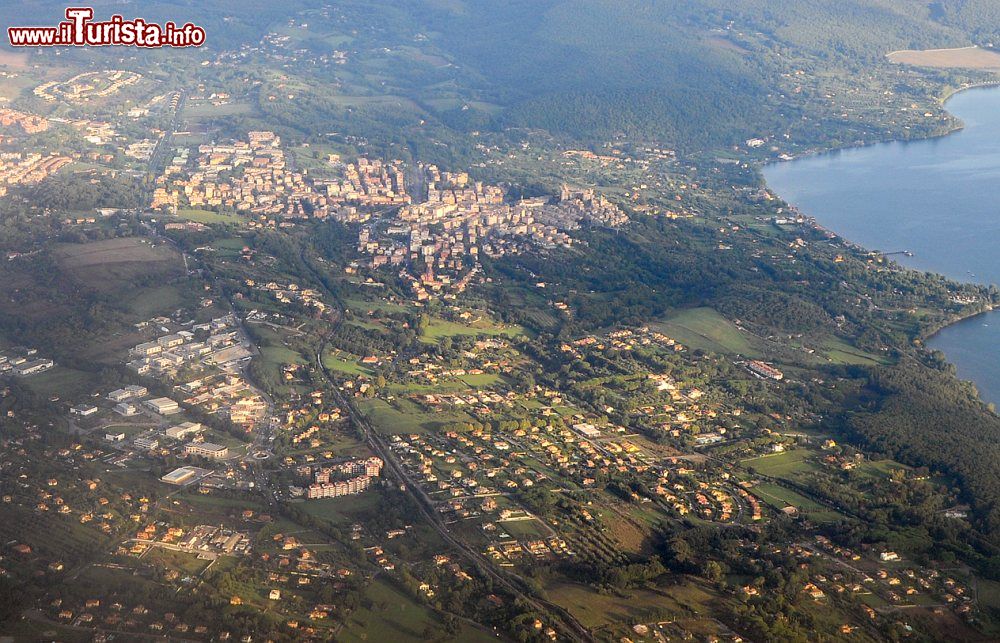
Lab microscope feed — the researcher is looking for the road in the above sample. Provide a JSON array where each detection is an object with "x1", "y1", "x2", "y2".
[
  {"x1": 290, "y1": 242, "x2": 592, "y2": 640},
  {"x1": 315, "y1": 334, "x2": 593, "y2": 642}
]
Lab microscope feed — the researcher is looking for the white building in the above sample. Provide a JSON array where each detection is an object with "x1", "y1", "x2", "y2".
[
  {"x1": 166, "y1": 422, "x2": 203, "y2": 440},
  {"x1": 14, "y1": 359, "x2": 54, "y2": 376},
  {"x1": 108, "y1": 385, "x2": 148, "y2": 402},
  {"x1": 145, "y1": 397, "x2": 180, "y2": 415},
  {"x1": 114, "y1": 402, "x2": 139, "y2": 416},
  {"x1": 185, "y1": 442, "x2": 228, "y2": 459},
  {"x1": 134, "y1": 436, "x2": 159, "y2": 450},
  {"x1": 70, "y1": 404, "x2": 99, "y2": 417}
]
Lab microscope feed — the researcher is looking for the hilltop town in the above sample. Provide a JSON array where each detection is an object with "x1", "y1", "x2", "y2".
[{"x1": 0, "y1": 3, "x2": 999, "y2": 643}]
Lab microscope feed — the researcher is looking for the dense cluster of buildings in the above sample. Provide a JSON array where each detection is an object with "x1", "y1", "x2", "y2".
[
  {"x1": 177, "y1": 373, "x2": 267, "y2": 430},
  {"x1": 245, "y1": 280, "x2": 329, "y2": 315},
  {"x1": 0, "y1": 347, "x2": 54, "y2": 377},
  {"x1": 0, "y1": 108, "x2": 49, "y2": 133},
  {"x1": 357, "y1": 169, "x2": 629, "y2": 300},
  {"x1": 0, "y1": 152, "x2": 72, "y2": 195},
  {"x1": 151, "y1": 131, "x2": 408, "y2": 220},
  {"x1": 301, "y1": 456, "x2": 383, "y2": 499},
  {"x1": 128, "y1": 320, "x2": 245, "y2": 377},
  {"x1": 34, "y1": 70, "x2": 141, "y2": 102},
  {"x1": 184, "y1": 441, "x2": 229, "y2": 460},
  {"x1": 124, "y1": 315, "x2": 267, "y2": 429}
]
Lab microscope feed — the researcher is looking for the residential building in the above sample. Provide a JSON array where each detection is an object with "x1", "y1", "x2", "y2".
[{"x1": 185, "y1": 442, "x2": 228, "y2": 459}]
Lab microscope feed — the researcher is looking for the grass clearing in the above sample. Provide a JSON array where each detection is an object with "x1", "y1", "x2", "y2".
[
  {"x1": 819, "y1": 336, "x2": 891, "y2": 366},
  {"x1": 298, "y1": 493, "x2": 380, "y2": 525},
  {"x1": 128, "y1": 284, "x2": 184, "y2": 317},
  {"x1": 21, "y1": 366, "x2": 93, "y2": 399},
  {"x1": 748, "y1": 482, "x2": 843, "y2": 523},
  {"x1": 654, "y1": 308, "x2": 760, "y2": 356},
  {"x1": 53, "y1": 237, "x2": 182, "y2": 292},
  {"x1": 340, "y1": 578, "x2": 495, "y2": 642},
  {"x1": 419, "y1": 316, "x2": 524, "y2": 343},
  {"x1": 323, "y1": 348, "x2": 374, "y2": 376},
  {"x1": 742, "y1": 449, "x2": 821, "y2": 480},
  {"x1": 176, "y1": 208, "x2": 245, "y2": 226},
  {"x1": 359, "y1": 397, "x2": 471, "y2": 435},
  {"x1": 547, "y1": 579, "x2": 715, "y2": 630}
]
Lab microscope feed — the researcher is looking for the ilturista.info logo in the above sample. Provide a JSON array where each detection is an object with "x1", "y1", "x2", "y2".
[{"x1": 8, "y1": 7, "x2": 206, "y2": 47}]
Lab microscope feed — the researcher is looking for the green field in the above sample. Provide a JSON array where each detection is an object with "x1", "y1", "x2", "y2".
[
  {"x1": 742, "y1": 449, "x2": 821, "y2": 480},
  {"x1": 323, "y1": 348, "x2": 374, "y2": 376},
  {"x1": 261, "y1": 344, "x2": 307, "y2": 367},
  {"x1": 748, "y1": 482, "x2": 843, "y2": 523},
  {"x1": 359, "y1": 398, "x2": 471, "y2": 435},
  {"x1": 419, "y1": 316, "x2": 524, "y2": 343},
  {"x1": 211, "y1": 237, "x2": 248, "y2": 257},
  {"x1": 176, "y1": 208, "x2": 245, "y2": 225},
  {"x1": 497, "y1": 518, "x2": 549, "y2": 539},
  {"x1": 340, "y1": 578, "x2": 495, "y2": 642},
  {"x1": 458, "y1": 373, "x2": 502, "y2": 387},
  {"x1": 298, "y1": 493, "x2": 379, "y2": 525},
  {"x1": 21, "y1": 366, "x2": 93, "y2": 400},
  {"x1": 818, "y1": 336, "x2": 891, "y2": 366},
  {"x1": 144, "y1": 547, "x2": 213, "y2": 575},
  {"x1": 547, "y1": 580, "x2": 716, "y2": 630},
  {"x1": 127, "y1": 284, "x2": 185, "y2": 317},
  {"x1": 654, "y1": 308, "x2": 760, "y2": 356}
]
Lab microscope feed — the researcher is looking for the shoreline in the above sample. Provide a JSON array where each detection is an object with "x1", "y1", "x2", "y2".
[
  {"x1": 764, "y1": 80, "x2": 1000, "y2": 165},
  {"x1": 757, "y1": 79, "x2": 1000, "y2": 395}
]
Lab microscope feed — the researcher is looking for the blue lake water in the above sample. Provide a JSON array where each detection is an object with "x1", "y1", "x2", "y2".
[{"x1": 763, "y1": 85, "x2": 1000, "y2": 404}]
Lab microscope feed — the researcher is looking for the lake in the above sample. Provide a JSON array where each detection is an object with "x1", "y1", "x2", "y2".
[{"x1": 764, "y1": 85, "x2": 1000, "y2": 404}]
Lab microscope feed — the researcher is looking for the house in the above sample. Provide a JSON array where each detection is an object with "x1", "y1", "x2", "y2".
[{"x1": 105, "y1": 432, "x2": 126, "y2": 442}]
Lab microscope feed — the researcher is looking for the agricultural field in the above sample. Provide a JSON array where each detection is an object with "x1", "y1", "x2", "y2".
[
  {"x1": 546, "y1": 579, "x2": 718, "y2": 632},
  {"x1": 888, "y1": 46, "x2": 1000, "y2": 70},
  {"x1": 52, "y1": 237, "x2": 182, "y2": 292},
  {"x1": 182, "y1": 100, "x2": 254, "y2": 121},
  {"x1": 143, "y1": 547, "x2": 213, "y2": 576}
]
